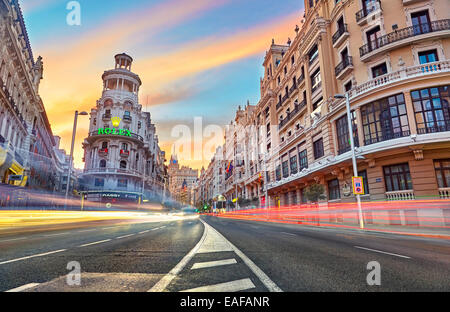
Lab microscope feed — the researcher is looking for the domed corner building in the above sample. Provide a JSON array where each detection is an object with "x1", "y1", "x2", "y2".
[{"x1": 81, "y1": 53, "x2": 166, "y2": 206}]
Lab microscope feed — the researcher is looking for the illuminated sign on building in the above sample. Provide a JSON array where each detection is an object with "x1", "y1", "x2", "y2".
[{"x1": 97, "y1": 128, "x2": 132, "y2": 137}]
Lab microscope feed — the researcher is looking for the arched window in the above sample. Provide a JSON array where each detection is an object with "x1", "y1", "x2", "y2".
[
  {"x1": 99, "y1": 159, "x2": 106, "y2": 168},
  {"x1": 101, "y1": 141, "x2": 108, "y2": 149},
  {"x1": 121, "y1": 143, "x2": 128, "y2": 150},
  {"x1": 120, "y1": 160, "x2": 127, "y2": 169}
]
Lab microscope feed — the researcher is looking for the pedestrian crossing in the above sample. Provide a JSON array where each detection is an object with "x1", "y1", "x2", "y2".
[{"x1": 158, "y1": 220, "x2": 282, "y2": 292}]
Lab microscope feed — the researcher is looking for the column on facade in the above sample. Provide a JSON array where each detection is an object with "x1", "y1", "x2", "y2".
[
  {"x1": 355, "y1": 107, "x2": 364, "y2": 148},
  {"x1": 403, "y1": 90, "x2": 417, "y2": 135}
]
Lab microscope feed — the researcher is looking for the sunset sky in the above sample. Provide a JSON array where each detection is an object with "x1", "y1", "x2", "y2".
[{"x1": 21, "y1": 0, "x2": 305, "y2": 169}]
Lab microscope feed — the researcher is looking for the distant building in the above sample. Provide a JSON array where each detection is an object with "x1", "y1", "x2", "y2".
[{"x1": 167, "y1": 154, "x2": 198, "y2": 205}]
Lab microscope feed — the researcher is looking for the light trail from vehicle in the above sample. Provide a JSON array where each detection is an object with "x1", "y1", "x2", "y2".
[{"x1": 209, "y1": 199, "x2": 450, "y2": 239}]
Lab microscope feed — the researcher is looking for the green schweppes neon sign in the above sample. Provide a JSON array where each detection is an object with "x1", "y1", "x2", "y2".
[{"x1": 98, "y1": 128, "x2": 132, "y2": 137}]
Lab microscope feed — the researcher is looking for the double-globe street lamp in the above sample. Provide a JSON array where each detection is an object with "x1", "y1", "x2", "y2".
[
  {"x1": 65, "y1": 110, "x2": 88, "y2": 208},
  {"x1": 334, "y1": 93, "x2": 365, "y2": 229}
]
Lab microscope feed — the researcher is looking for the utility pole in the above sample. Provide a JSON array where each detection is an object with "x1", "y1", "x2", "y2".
[
  {"x1": 335, "y1": 93, "x2": 364, "y2": 229},
  {"x1": 65, "y1": 110, "x2": 87, "y2": 209}
]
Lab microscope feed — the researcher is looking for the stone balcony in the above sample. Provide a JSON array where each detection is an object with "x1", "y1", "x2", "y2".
[{"x1": 385, "y1": 190, "x2": 415, "y2": 201}]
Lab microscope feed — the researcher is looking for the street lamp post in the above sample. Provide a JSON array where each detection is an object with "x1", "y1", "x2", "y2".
[
  {"x1": 65, "y1": 110, "x2": 88, "y2": 209},
  {"x1": 334, "y1": 93, "x2": 365, "y2": 229}
]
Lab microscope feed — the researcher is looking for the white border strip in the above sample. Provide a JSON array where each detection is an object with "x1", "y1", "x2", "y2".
[{"x1": 5, "y1": 283, "x2": 40, "y2": 292}]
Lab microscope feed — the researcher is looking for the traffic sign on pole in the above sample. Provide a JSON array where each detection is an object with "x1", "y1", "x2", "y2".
[{"x1": 352, "y1": 176, "x2": 364, "y2": 195}]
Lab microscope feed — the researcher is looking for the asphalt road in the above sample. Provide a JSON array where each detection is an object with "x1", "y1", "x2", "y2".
[{"x1": 0, "y1": 214, "x2": 449, "y2": 292}]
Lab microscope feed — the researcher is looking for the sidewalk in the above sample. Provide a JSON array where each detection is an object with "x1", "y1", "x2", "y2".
[{"x1": 216, "y1": 214, "x2": 450, "y2": 240}]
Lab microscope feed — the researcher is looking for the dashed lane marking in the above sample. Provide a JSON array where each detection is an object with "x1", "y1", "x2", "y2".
[
  {"x1": 280, "y1": 232, "x2": 297, "y2": 236},
  {"x1": 116, "y1": 234, "x2": 135, "y2": 239},
  {"x1": 139, "y1": 230, "x2": 151, "y2": 234},
  {"x1": 354, "y1": 246, "x2": 411, "y2": 259},
  {"x1": 180, "y1": 278, "x2": 255, "y2": 292},
  {"x1": 0, "y1": 249, "x2": 67, "y2": 265},
  {"x1": 79, "y1": 239, "x2": 111, "y2": 247}
]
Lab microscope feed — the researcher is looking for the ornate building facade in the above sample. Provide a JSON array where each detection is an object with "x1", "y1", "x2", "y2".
[
  {"x1": 198, "y1": 0, "x2": 450, "y2": 216},
  {"x1": 0, "y1": 0, "x2": 59, "y2": 194},
  {"x1": 81, "y1": 54, "x2": 166, "y2": 205}
]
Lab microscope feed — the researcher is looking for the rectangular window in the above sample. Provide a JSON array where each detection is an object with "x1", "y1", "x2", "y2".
[
  {"x1": 344, "y1": 80, "x2": 352, "y2": 92},
  {"x1": 361, "y1": 93, "x2": 410, "y2": 145},
  {"x1": 298, "y1": 149, "x2": 308, "y2": 171},
  {"x1": 366, "y1": 25, "x2": 381, "y2": 52},
  {"x1": 383, "y1": 163, "x2": 413, "y2": 192},
  {"x1": 358, "y1": 170, "x2": 370, "y2": 194},
  {"x1": 276, "y1": 165, "x2": 282, "y2": 181},
  {"x1": 290, "y1": 155, "x2": 298, "y2": 174},
  {"x1": 117, "y1": 179, "x2": 128, "y2": 188},
  {"x1": 371, "y1": 62, "x2": 387, "y2": 78},
  {"x1": 311, "y1": 68, "x2": 321, "y2": 92},
  {"x1": 434, "y1": 159, "x2": 450, "y2": 188},
  {"x1": 328, "y1": 179, "x2": 341, "y2": 200},
  {"x1": 418, "y1": 49, "x2": 438, "y2": 64},
  {"x1": 300, "y1": 188, "x2": 307, "y2": 203},
  {"x1": 336, "y1": 112, "x2": 359, "y2": 154},
  {"x1": 411, "y1": 86, "x2": 450, "y2": 134},
  {"x1": 411, "y1": 10, "x2": 431, "y2": 35},
  {"x1": 313, "y1": 97, "x2": 323, "y2": 111},
  {"x1": 309, "y1": 45, "x2": 319, "y2": 64},
  {"x1": 282, "y1": 160, "x2": 289, "y2": 178},
  {"x1": 94, "y1": 178, "x2": 104, "y2": 187},
  {"x1": 313, "y1": 138, "x2": 324, "y2": 159}
]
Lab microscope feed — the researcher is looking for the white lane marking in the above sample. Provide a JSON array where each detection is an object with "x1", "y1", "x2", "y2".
[
  {"x1": 0, "y1": 237, "x2": 28, "y2": 243},
  {"x1": 148, "y1": 222, "x2": 208, "y2": 292},
  {"x1": 191, "y1": 258, "x2": 237, "y2": 270},
  {"x1": 77, "y1": 229, "x2": 96, "y2": 233},
  {"x1": 354, "y1": 246, "x2": 411, "y2": 259},
  {"x1": 201, "y1": 220, "x2": 283, "y2": 292},
  {"x1": 280, "y1": 232, "x2": 296, "y2": 236},
  {"x1": 116, "y1": 234, "x2": 135, "y2": 239},
  {"x1": 180, "y1": 278, "x2": 255, "y2": 292},
  {"x1": 197, "y1": 224, "x2": 233, "y2": 253},
  {"x1": 139, "y1": 230, "x2": 150, "y2": 234},
  {"x1": 44, "y1": 233, "x2": 67, "y2": 237},
  {"x1": 101, "y1": 227, "x2": 116, "y2": 230},
  {"x1": 159, "y1": 226, "x2": 166, "y2": 229},
  {"x1": 5, "y1": 283, "x2": 40, "y2": 292},
  {"x1": 151, "y1": 227, "x2": 161, "y2": 231},
  {"x1": 79, "y1": 239, "x2": 111, "y2": 247},
  {"x1": 0, "y1": 249, "x2": 67, "y2": 265}
]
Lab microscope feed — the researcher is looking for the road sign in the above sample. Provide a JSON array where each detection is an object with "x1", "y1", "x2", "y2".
[{"x1": 352, "y1": 176, "x2": 365, "y2": 195}]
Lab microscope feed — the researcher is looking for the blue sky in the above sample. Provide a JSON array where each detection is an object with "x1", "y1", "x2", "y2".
[{"x1": 20, "y1": 0, "x2": 305, "y2": 168}]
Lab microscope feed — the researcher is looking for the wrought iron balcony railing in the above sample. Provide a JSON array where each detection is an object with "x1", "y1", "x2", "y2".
[
  {"x1": 355, "y1": 0, "x2": 380, "y2": 23},
  {"x1": 332, "y1": 24, "x2": 348, "y2": 44},
  {"x1": 335, "y1": 56, "x2": 353, "y2": 76},
  {"x1": 360, "y1": 19, "x2": 450, "y2": 57}
]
